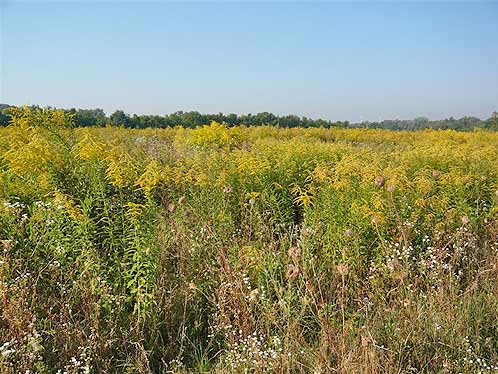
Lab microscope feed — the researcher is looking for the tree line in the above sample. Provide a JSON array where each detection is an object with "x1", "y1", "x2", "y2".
[
  {"x1": 0, "y1": 104, "x2": 496, "y2": 130},
  {"x1": 0, "y1": 104, "x2": 345, "y2": 129},
  {"x1": 354, "y1": 115, "x2": 498, "y2": 131}
]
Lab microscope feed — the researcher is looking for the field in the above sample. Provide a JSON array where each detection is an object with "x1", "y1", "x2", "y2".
[{"x1": 1, "y1": 107, "x2": 498, "y2": 373}]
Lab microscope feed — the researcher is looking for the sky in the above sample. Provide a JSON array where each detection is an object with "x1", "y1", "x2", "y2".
[{"x1": 0, "y1": 1, "x2": 497, "y2": 122}]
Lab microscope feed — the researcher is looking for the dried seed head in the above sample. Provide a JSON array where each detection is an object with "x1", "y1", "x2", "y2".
[
  {"x1": 344, "y1": 228, "x2": 353, "y2": 237},
  {"x1": 361, "y1": 335, "x2": 370, "y2": 348},
  {"x1": 178, "y1": 195, "x2": 186, "y2": 205},
  {"x1": 394, "y1": 270, "x2": 405, "y2": 283},
  {"x1": 375, "y1": 176, "x2": 385, "y2": 187},
  {"x1": 249, "y1": 198, "x2": 256, "y2": 205},
  {"x1": 461, "y1": 215, "x2": 470, "y2": 225},
  {"x1": 223, "y1": 186, "x2": 233, "y2": 193},
  {"x1": 337, "y1": 263, "x2": 349, "y2": 276},
  {"x1": 168, "y1": 203, "x2": 176, "y2": 213},
  {"x1": 371, "y1": 216, "x2": 380, "y2": 225},
  {"x1": 249, "y1": 288, "x2": 260, "y2": 300},
  {"x1": 286, "y1": 264, "x2": 300, "y2": 280},
  {"x1": 288, "y1": 246, "x2": 301, "y2": 262},
  {"x1": 432, "y1": 170, "x2": 441, "y2": 179},
  {"x1": 1, "y1": 240, "x2": 12, "y2": 252},
  {"x1": 387, "y1": 184, "x2": 396, "y2": 192}
]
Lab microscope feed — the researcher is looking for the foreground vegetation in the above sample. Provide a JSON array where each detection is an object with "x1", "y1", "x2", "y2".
[{"x1": 1, "y1": 107, "x2": 497, "y2": 373}]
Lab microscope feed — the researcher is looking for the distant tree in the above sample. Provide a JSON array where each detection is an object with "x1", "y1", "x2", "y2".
[
  {"x1": 0, "y1": 105, "x2": 11, "y2": 126},
  {"x1": 485, "y1": 111, "x2": 498, "y2": 130},
  {"x1": 75, "y1": 108, "x2": 107, "y2": 127},
  {"x1": 225, "y1": 113, "x2": 239, "y2": 126},
  {"x1": 110, "y1": 110, "x2": 131, "y2": 127}
]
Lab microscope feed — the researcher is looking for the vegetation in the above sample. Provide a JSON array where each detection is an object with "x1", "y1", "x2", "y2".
[
  {"x1": 1, "y1": 107, "x2": 498, "y2": 373},
  {"x1": 0, "y1": 105, "x2": 344, "y2": 129},
  {"x1": 1, "y1": 103, "x2": 496, "y2": 130},
  {"x1": 356, "y1": 113, "x2": 498, "y2": 131}
]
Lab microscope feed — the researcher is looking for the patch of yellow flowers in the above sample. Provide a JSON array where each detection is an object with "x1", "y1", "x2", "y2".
[{"x1": 1, "y1": 107, "x2": 497, "y2": 229}]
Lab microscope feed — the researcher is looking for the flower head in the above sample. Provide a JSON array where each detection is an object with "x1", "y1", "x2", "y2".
[
  {"x1": 1, "y1": 240, "x2": 12, "y2": 252},
  {"x1": 375, "y1": 176, "x2": 385, "y2": 187},
  {"x1": 337, "y1": 263, "x2": 349, "y2": 276},
  {"x1": 286, "y1": 264, "x2": 300, "y2": 280},
  {"x1": 288, "y1": 246, "x2": 301, "y2": 263}
]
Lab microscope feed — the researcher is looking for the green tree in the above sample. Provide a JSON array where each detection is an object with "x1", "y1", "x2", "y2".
[{"x1": 110, "y1": 110, "x2": 131, "y2": 127}]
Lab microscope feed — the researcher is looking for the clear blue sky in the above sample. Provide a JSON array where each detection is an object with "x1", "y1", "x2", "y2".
[{"x1": 1, "y1": 1, "x2": 497, "y2": 122}]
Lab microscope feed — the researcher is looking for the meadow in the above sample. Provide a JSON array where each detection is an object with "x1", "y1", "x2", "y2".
[{"x1": 0, "y1": 107, "x2": 497, "y2": 373}]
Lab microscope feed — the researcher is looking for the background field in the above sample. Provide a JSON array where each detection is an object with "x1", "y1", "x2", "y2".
[{"x1": 1, "y1": 108, "x2": 497, "y2": 373}]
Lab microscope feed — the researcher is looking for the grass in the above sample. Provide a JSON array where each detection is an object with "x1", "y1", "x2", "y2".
[{"x1": 0, "y1": 107, "x2": 497, "y2": 373}]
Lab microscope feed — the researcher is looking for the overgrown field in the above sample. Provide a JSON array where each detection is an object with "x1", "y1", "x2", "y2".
[{"x1": 1, "y1": 108, "x2": 498, "y2": 373}]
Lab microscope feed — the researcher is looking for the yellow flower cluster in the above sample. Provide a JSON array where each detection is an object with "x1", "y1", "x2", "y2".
[{"x1": 1, "y1": 109, "x2": 497, "y2": 232}]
